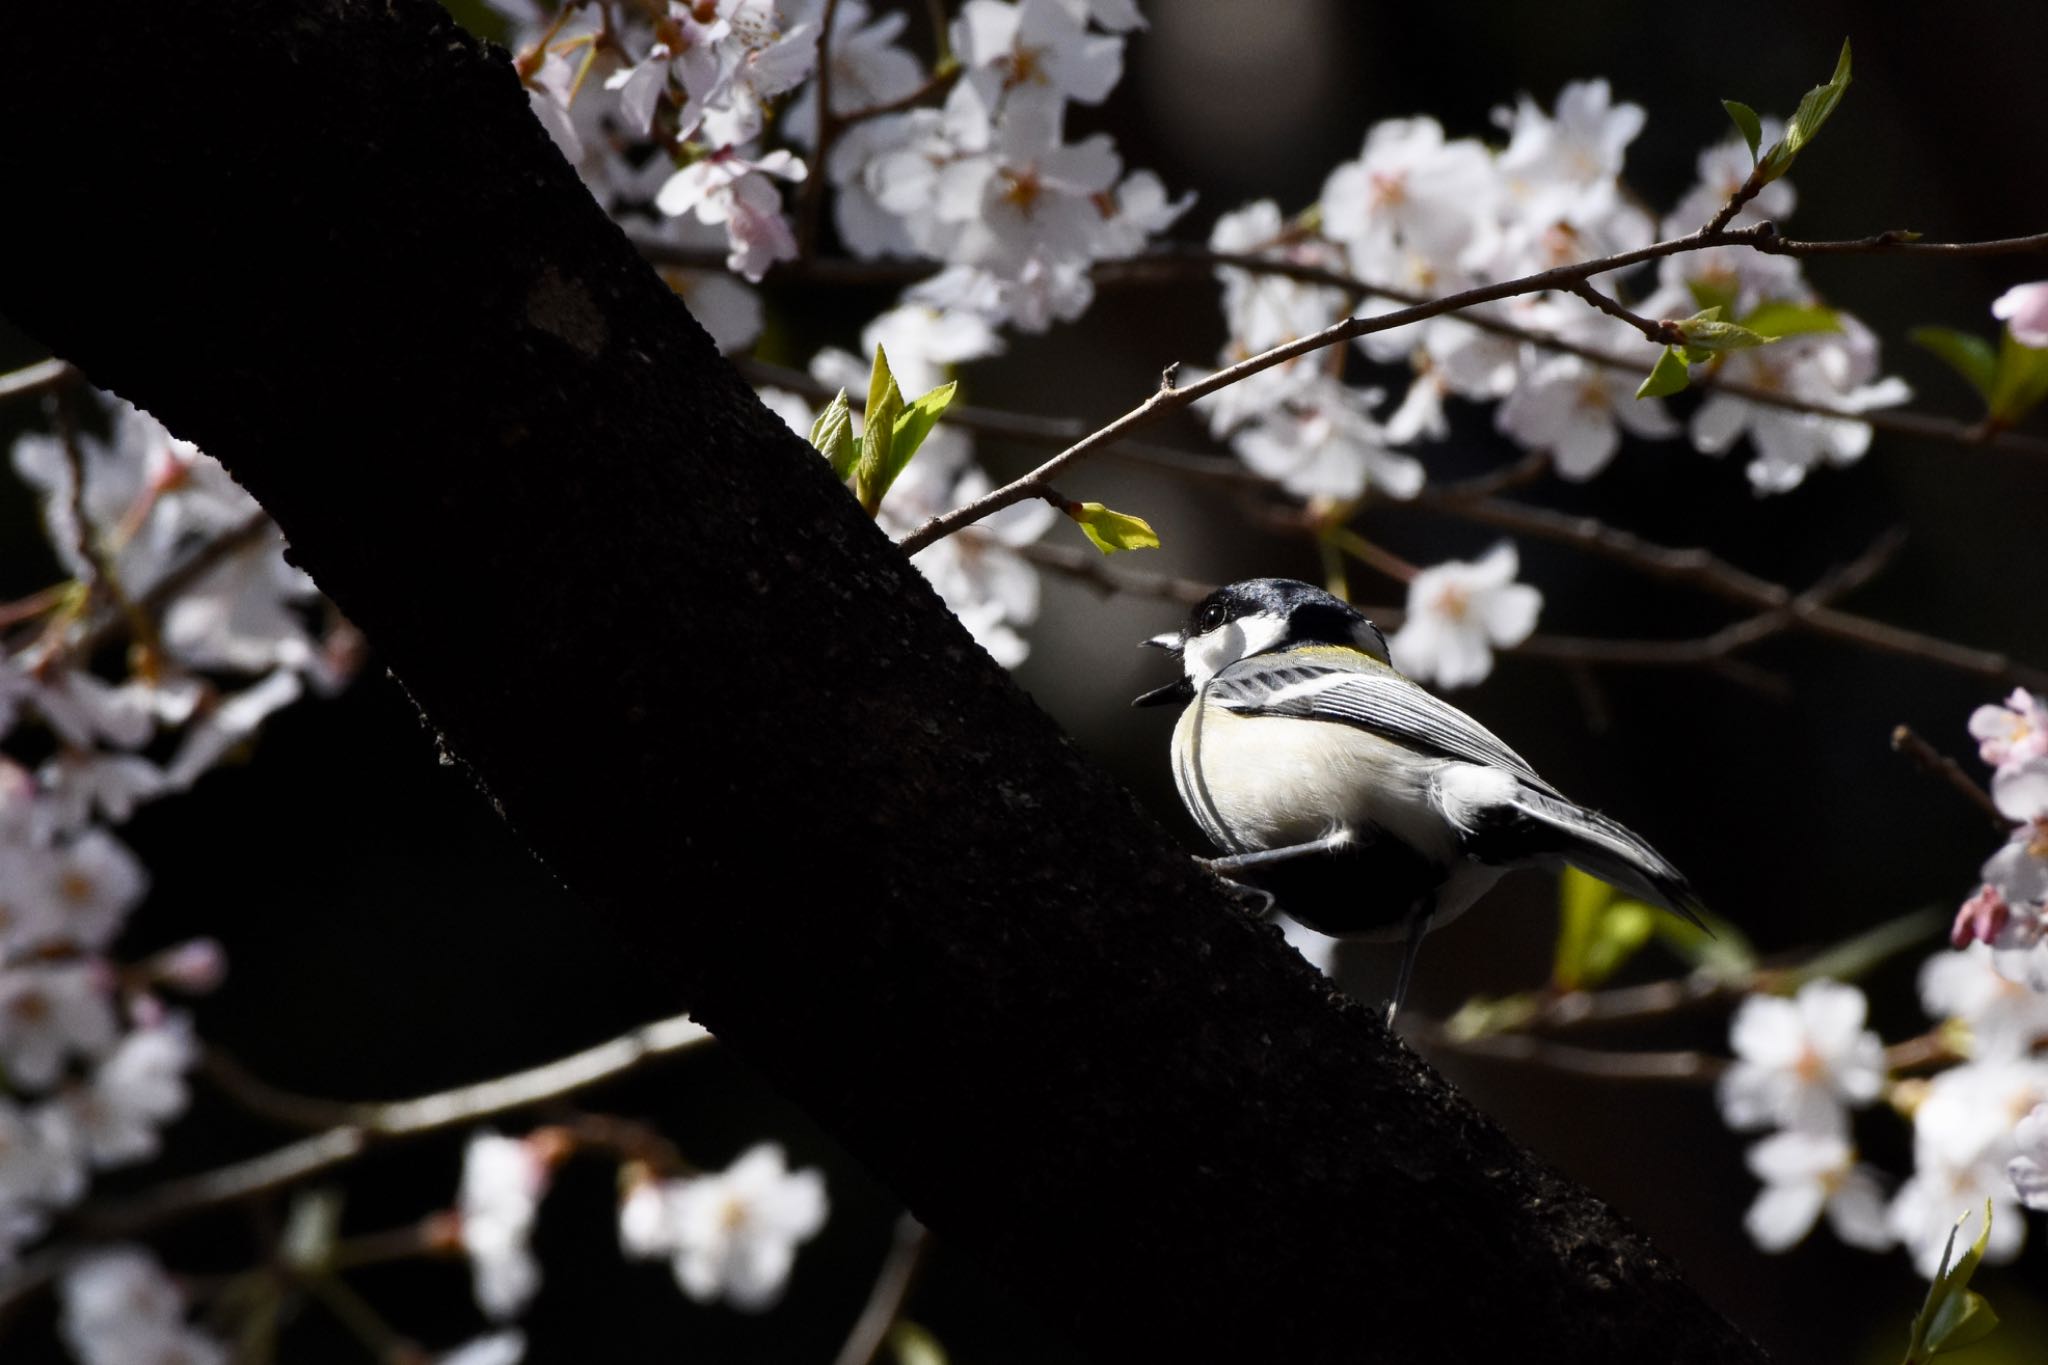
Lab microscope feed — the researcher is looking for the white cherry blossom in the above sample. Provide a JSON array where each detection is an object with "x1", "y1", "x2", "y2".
[
  {"x1": 954, "y1": 0, "x2": 1125, "y2": 109},
  {"x1": 1717, "y1": 979, "x2": 1885, "y2": 1134},
  {"x1": 458, "y1": 1132, "x2": 554, "y2": 1321},
  {"x1": 1321, "y1": 118, "x2": 1499, "y2": 276},
  {"x1": 2011, "y1": 1102, "x2": 2048, "y2": 1210},
  {"x1": 1227, "y1": 378, "x2": 1422, "y2": 504},
  {"x1": 1494, "y1": 314, "x2": 1677, "y2": 479},
  {"x1": 1742, "y1": 1128, "x2": 1891, "y2": 1253},
  {"x1": 1971, "y1": 689, "x2": 2048, "y2": 773},
  {"x1": 1993, "y1": 280, "x2": 2048, "y2": 348},
  {"x1": 59, "y1": 1246, "x2": 228, "y2": 1365},
  {"x1": 1388, "y1": 543, "x2": 1541, "y2": 690},
  {"x1": 662, "y1": 1142, "x2": 828, "y2": 1310},
  {"x1": 0, "y1": 962, "x2": 121, "y2": 1090},
  {"x1": 1921, "y1": 943, "x2": 2048, "y2": 1059},
  {"x1": 1686, "y1": 318, "x2": 1912, "y2": 494}
]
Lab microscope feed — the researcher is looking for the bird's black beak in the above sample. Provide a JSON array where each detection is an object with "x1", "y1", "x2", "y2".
[
  {"x1": 1133, "y1": 630, "x2": 1189, "y2": 706},
  {"x1": 1131, "y1": 678, "x2": 1193, "y2": 708}
]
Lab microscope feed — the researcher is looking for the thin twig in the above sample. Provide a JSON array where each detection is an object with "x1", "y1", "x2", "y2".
[
  {"x1": 1563, "y1": 278, "x2": 1679, "y2": 346},
  {"x1": 0, "y1": 358, "x2": 75, "y2": 402},
  {"x1": 654, "y1": 235, "x2": 2048, "y2": 463},
  {"x1": 1407, "y1": 1017, "x2": 1726, "y2": 1082},
  {"x1": 832, "y1": 1214, "x2": 931, "y2": 1365},
  {"x1": 795, "y1": 0, "x2": 844, "y2": 260},
  {"x1": 0, "y1": 1012, "x2": 715, "y2": 1313},
  {"x1": 891, "y1": 216, "x2": 2048, "y2": 554},
  {"x1": 1891, "y1": 725, "x2": 2006, "y2": 830},
  {"x1": 1422, "y1": 507, "x2": 2045, "y2": 688},
  {"x1": 1010, "y1": 538, "x2": 1212, "y2": 605},
  {"x1": 55, "y1": 511, "x2": 274, "y2": 666}
]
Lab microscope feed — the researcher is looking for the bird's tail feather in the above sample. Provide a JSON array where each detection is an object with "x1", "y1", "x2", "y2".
[{"x1": 1509, "y1": 788, "x2": 1709, "y2": 929}]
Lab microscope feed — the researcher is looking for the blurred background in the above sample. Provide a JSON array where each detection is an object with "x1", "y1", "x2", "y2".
[{"x1": 5, "y1": 0, "x2": 2048, "y2": 1360}]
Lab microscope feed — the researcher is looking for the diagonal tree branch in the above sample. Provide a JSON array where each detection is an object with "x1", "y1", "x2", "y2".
[{"x1": 0, "y1": 5, "x2": 1765, "y2": 1361}]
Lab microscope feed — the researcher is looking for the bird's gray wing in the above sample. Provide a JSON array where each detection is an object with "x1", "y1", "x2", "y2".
[{"x1": 1207, "y1": 656, "x2": 1562, "y2": 796}]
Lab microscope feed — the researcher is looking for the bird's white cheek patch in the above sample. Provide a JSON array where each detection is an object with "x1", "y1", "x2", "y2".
[{"x1": 1184, "y1": 614, "x2": 1290, "y2": 685}]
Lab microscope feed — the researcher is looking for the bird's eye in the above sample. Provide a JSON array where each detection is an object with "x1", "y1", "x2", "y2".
[{"x1": 1198, "y1": 603, "x2": 1227, "y2": 633}]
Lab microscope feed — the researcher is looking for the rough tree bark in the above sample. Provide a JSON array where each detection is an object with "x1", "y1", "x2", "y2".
[{"x1": 0, "y1": 4, "x2": 1766, "y2": 1361}]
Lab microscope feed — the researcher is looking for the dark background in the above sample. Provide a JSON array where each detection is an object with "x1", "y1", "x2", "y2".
[{"x1": 4, "y1": 1, "x2": 2047, "y2": 1360}]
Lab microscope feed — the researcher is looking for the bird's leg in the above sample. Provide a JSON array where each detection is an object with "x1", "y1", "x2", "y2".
[
  {"x1": 1386, "y1": 897, "x2": 1434, "y2": 1027},
  {"x1": 1199, "y1": 828, "x2": 1353, "y2": 875},
  {"x1": 1218, "y1": 881, "x2": 1277, "y2": 921}
]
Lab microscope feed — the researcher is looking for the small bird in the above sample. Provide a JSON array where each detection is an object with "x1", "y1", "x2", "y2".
[{"x1": 1134, "y1": 577, "x2": 1706, "y2": 1021}]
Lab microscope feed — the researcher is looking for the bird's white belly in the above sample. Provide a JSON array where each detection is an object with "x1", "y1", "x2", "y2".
[{"x1": 1173, "y1": 703, "x2": 1459, "y2": 863}]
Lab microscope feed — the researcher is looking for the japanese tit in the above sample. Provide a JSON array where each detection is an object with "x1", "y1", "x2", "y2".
[{"x1": 1134, "y1": 577, "x2": 1706, "y2": 1021}]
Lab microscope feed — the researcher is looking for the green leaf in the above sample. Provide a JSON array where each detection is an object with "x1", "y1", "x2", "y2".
[
  {"x1": 1651, "y1": 905, "x2": 1758, "y2": 980},
  {"x1": 1552, "y1": 866, "x2": 1608, "y2": 991},
  {"x1": 1905, "y1": 1203, "x2": 2002, "y2": 1362},
  {"x1": 1739, "y1": 300, "x2": 1840, "y2": 340},
  {"x1": 1551, "y1": 869, "x2": 1656, "y2": 990},
  {"x1": 808, "y1": 388, "x2": 857, "y2": 479},
  {"x1": 1989, "y1": 326, "x2": 2048, "y2": 425},
  {"x1": 1750, "y1": 39, "x2": 1853, "y2": 187},
  {"x1": 1068, "y1": 501, "x2": 1160, "y2": 554},
  {"x1": 1674, "y1": 306, "x2": 1777, "y2": 358},
  {"x1": 1794, "y1": 907, "x2": 1944, "y2": 985},
  {"x1": 890, "y1": 1321, "x2": 950, "y2": 1365},
  {"x1": 1582, "y1": 901, "x2": 1656, "y2": 985},
  {"x1": 281, "y1": 1188, "x2": 344, "y2": 1272},
  {"x1": 1722, "y1": 99, "x2": 1763, "y2": 162},
  {"x1": 1911, "y1": 327, "x2": 2000, "y2": 404},
  {"x1": 1636, "y1": 347, "x2": 1692, "y2": 399},
  {"x1": 1755, "y1": 140, "x2": 1795, "y2": 186},
  {"x1": 1443, "y1": 991, "x2": 1541, "y2": 1042},
  {"x1": 854, "y1": 345, "x2": 906, "y2": 515},
  {"x1": 888, "y1": 380, "x2": 958, "y2": 480},
  {"x1": 1783, "y1": 39, "x2": 1853, "y2": 157}
]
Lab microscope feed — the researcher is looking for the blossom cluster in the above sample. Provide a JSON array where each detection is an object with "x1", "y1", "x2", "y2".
[
  {"x1": 1201, "y1": 84, "x2": 1909, "y2": 505},
  {"x1": 493, "y1": 0, "x2": 1189, "y2": 667},
  {"x1": 0, "y1": 391, "x2": 354, "y2": 1274},
  {"x1": 1721, "y1": 693, "x2": 2048, "y2": 1276},
  {"x1": 458, "y1": 1130, "x2": 828, "y2": 1322}
]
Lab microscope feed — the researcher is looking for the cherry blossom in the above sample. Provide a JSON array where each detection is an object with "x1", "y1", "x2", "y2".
[
  {"x1": 1970, "y1": 689, "x2": 2048, "y2": 772},
  {"x1": 458, "y1": 1132, "x2": 554, "y2": 1320},
  {"x1": 1388, "y1": 543, "x2": 1542, "y2": 690},
  {"x1": 620, "y1": 1142, "x2": 828, "y2": 1310},
  {"x1": 1717, "y1": 979, "x2": 1885, "y2": 1135},
  {"x1": 1494, "y1": 314, "x2": 1677, "y2": 479},
  {"x1": 1993, "y1": 280, "x2": 2048, "y2": 348},
  {"x1": 1742, "y1": 1128, "x2": 1891, "y2": 1253},
  {"x1": 1687, "y1": 319, "x2": 1913, "y2": 494},
  {"x1": 1920, "y1": 943, "x2": 2048, "y2": 1059},
  {"x1": 1226, "y1": 378, "x2": 1422, "y2": 504},
  {"x1": 1321, "y1": 117, "x2": 1498, "y2": 276},
  {"x1": 954, "y1": 0, "x2": 1125, "y2": 109},
  {"x1": 59, "y1": 1247, "x2": 228, "y2": 1365},
  {"x1": 1890, "y1": 1058, "x2": 2048, "y2": 1276},
  {"x1": 2011, "y1": 1102, "x2": 2048, "y2": 1210},
  {"x1": 0, "y1": 963, "x2": 121, "y2": 1090}
]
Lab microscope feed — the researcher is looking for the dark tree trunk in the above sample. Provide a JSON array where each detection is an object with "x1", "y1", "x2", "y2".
[{"x1": 0, "y1": 4, "x2": 1766, "y2": 1361}]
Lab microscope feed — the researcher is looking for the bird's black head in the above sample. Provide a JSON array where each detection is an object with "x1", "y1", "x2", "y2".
[{"x1": 1133, "y1": 578, "x2": 1389, "y2": 706}]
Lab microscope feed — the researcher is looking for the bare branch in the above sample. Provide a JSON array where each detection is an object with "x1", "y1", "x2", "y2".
[
  {"x1": 1891, "y1": 725, "x2": 2007, "y2": 830},
  {"x1": 0, "y1": 358, "x2": 74, "y2": 402},
  {"x1": 832, "y1": 1214, "x2": 932, "y2": 1365},
  {"x1": 0, "y1": 1011, "x2": 714, "y2": 1312},
  {"x1": 1408, "y1": 1018, "x2": 1726, "y2": 1082}
]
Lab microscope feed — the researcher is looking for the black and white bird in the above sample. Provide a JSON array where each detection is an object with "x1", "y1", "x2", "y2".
[{"x1": 1134, "y1": 577, "x2": 1706, "y2": 1020}]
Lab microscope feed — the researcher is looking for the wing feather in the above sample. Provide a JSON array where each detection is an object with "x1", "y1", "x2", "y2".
[{"x1": 1208, "y1": 659, "x2": 1560, "y2": 796}]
